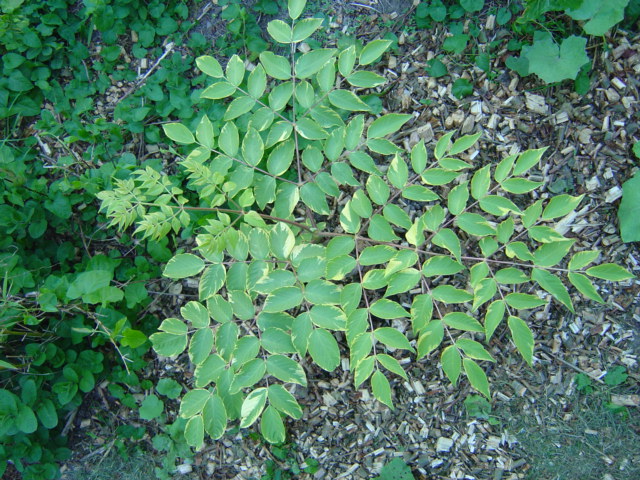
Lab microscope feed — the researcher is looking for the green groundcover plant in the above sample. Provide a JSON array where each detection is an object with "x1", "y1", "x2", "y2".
[{"x1": 98, "y1": 0, "x2": 635, "y2": 448}]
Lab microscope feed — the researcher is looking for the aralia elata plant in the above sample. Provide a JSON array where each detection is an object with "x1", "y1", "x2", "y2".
[{"x1": 98, "y1": 0, "x2": 635, "y2": 448}]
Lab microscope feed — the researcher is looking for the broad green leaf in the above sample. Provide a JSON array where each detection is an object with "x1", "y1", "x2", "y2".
[
  {"x1": 501, "y1": 178, "x2": 544, "y2": 194},
  {"x1": 345, "y1": 114, "x2": 365, "y2": 150},
  {"x1": 455, "y1": 213, "x2": 495, "y2": 236},
  {"x1": 260, "y1": 51, "x2": 292, "y2": 80},
  {"x1": 241, "y1": 127, "x2": 264, "y2": 166},
  {"x1": 164, "y1": 253, "x2": 205, "y2": 279},
  {"x1": 196, "y1": 115, "x2": 214, "y2": 149},
  {"x1": 229, "y1": 358, "x2": 266, "y2": 393},
  {"x1": 350, "y1": 331, "x2": 372, "y2": 367},
  {"x1": 216, "y1": 321, "x2": 239, "y2": 361},
  {"x1": 388, "y1": 155, "x2": 409, "y2": 189},
  {"x1": 300, "y1": 182, "x2": 330, "y2": 215},
  {"x1": 248, "y1": 64, "x2": 267, "y2": 98},
  {"x1": 359, "y1": 245, "x2": 396, "y2": 266},
  {"x1": 542, "y1": 194, "x2": 584, "y2": 220},
  {"x1": 350, "y1": 151, "x2": 382, "y2": 175},
  {"x1": 513, "y1": 147, "x2": 547, "y2": 176},
  {"x1": 338, "y1": 45, "x2": 356, "y2": 76},
  {"x1": 531, "y1": 268, "x2": 574, "y2": 313},
  {"x1": 534, "y1": 240, "x2": 575, "y2": 267},
  {"x1": 368, "y1": 214, "x2": 399, "y2": 242},
  {"x1": 434, "y1": 131, "x2": 455, "y2": 160},
  {"x1": 270, "y1": 223, "x2": 295, "y2": 260},
  {"x1": 456, "y1": 338, "x2": 495, "y2": 362},
  {"x1": 369, "y1": 299, "x2": 409, "y2": 319},
  {"x1": 354, "y1": 356, "x2": 375, "y2": 388},
  {"x1": 449, "y1": 132, "x2": 481, "y2": 156},
  {"x1": 308, "y1": 328, "x2": 341, "y2": 372},
  {"x1": 441, "y1": 346, "x2": 461, "y2": 386},
  {"x1": 522, "y1": 33, "x2": 588, "y2": 83},
  {"x1": 263, "y1": 286, "x2": 302, "y2": 313},
  {"x1": 316, "y1": 60, "x2": 336, "y2": 92},
  {"x1": 202, "y1": 395, "x2": 227, "y2": 440},
  {"x1": 422, "y1": 256, "x2": 465, "y2": 277},
  {"x1": 201, "y1": 81, "x2": 236, "y2": 99},
  {"x1": 442, "y1": 312, "x2": 484, "y2": 332},
  {"x1": 296, "y1": 49, "x2": 337, "y2": 78},
  {"x1": 505, "y1": 241, "x2": 535, "y2": 262},
  {"x1": 618, "y1": 171, "x2": 640, "y2": 242},
  {"x1": 351, "y1": 189, "x2": 373, "y2": 217},
  {"x1": 367, "y1": 114, "x2": 412, "y2": 139},
  {"x1": 179, "y1": 388, "x2": 211, "y2": 418},
  {"x1": 377, "y1": 354, "x2": 408, "y2": 380},
  {"x1": 447, "y1": 181, "x2": 469, "y2": 215},
  {"x1": 432, "y1": 285, "x2": 473, "y2": 304},
  {"x1": 567, "y1": 0, "x2": 628, "y2": 36},
  {"x1": 523, "y1": 199, "x2": 543, "y2": 228},
  {"x1": 472, "y1": 278, "x2": 497, "y2": 311},
  {"x1": 347, "y1": 70, "x2": 386, "y2": 88},
  {"x1": 417, "y1": 320, "x2": 444, "y2": 359},
  {"x1": 374, "y1": 327, "x2": 414, "y2": 352},
  {"x1": 568, "y1": 250, "x2": 600, "y2": 270},
  {"x1": 268, "y1": 385, "x2": 302, "y2": 419},
  {"x1": 421, "y1": 168, "x2": 460, "y2": 185},
  {"x1": 296, "y1": 117, "x2": 327, "y2": 139},
  {"x1": 267, "y1": 19, "x2": 292, "y2": 43},
  {"x1": 527, "y1": 226, "x2": 569, "y2": 243},
  {"x1": 292, "y1": 17, "x2": 323, "y2": 42},
  {"x1": 292, "y1": 313, "x2": 313, "y2": 357},
  {"x1": 402, "y1": 185, "x2": 439, "y2": 202},
  {"x1": 196, "y1": 55, "x2": 223, "y2": 77},
  {"x1": 504, "y1": 293, "x2": 546, "y2": 310},
  {"x1": 163, "y1": 123, "x2": 194, "y2": 145},
  {"x1": 184, "y1": 415, "x2": 204, "y2": 448},
  {"x1": 411, "y1": 140, "x2": 427, "y2": 174},
  {"x1": 484, "y1": 300, "x2": 505, "y2": 340},
  {"x1": 267, "y1": 139, "x2": 295, "y2": 176},
  {"x1": 494, "y1": 154, "x2": 516, "y2": 182},
  {"x1": 189, "y1": 327, "x2": 214, "y2": 365},
  {"x1": 309, "y1": 305, "x2": 347, "y2": 330},
  {"x1": 479, "y1": 195, "x2": 522, "y2": 216},
  {"x1": 366, "y1": 175, "x2": 391, "y2": 205},
  {"x1": 585, "y1": 264, "x2": 635, "y2": 281},
  {"x1": 508, "y1": 316, "x2": 534, "y2": 365},
  {"x1": 194, "y1": 355, "x2": 225, "y2": 388},
  {"x1": 359, "y1": 39, "x2": 392, "y2": 65},
  {"x1": 288, "y1": 0, "x2": 306, "y2": 19},
  {"x1": 569, "y1": 272, "x2": 604, "y2": 304},
  {"x1": 371, "y1": 370, "x2": 394, "y2": 409},
  {"x1": 266, "y1": 355, "x2": 307, "y2": 386},
  {"x1": 326, "y1": 255, "x2": 357, "y2": 280},
  {"x1": 151, "y1": 331, "x2": 187, "y2": 357},
  {"x1": 223, "y1": 95, "x2": 255, "y2": 121},
  {"x1": 219, "y1": 122, "x2": 239, "y2": 156},
  {"x1": 382, "y1": 204, "x2": 411, "y2": 229},
  {"x1": 494, "y1": 268, "x2": 529, "y2": 284},
  {"x1": 16, "y1": 405, "x2": 37, "y2": 433},
  {"x1": 240, "y1": 387, "x2": 267, "y2": 428},
  {"x1": 411, "y1": 294, "x2": 433, "y2": 335},
  {"x1": 181, "y1": 301, "x2": 210, "y2": 328},
  {"x1": 328, "y1": 89, "x2": 371, "y2": 111},
  {"x1": 433, "y1": 228, "x2": 461, "y2": 260},
  {"x1": 225, "y1": 55, "x2": 245, "y2": 86},
  {"x1": 463, "y1": 358, "x2": 490, "y2": 399}
]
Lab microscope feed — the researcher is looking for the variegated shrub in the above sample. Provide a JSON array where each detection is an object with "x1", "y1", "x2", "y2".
[{"x1": 97, "y1": 0, "x2": 634, "y2": 448}]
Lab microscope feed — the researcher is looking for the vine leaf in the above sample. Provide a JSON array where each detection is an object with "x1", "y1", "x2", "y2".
[{"x1": 521, "y1": 32, "x2": 589, "y2": 83}]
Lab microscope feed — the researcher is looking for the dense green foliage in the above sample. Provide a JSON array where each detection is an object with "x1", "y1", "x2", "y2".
[{"x1": 99, "y1": 0, "x2": 634, "y2": 450}]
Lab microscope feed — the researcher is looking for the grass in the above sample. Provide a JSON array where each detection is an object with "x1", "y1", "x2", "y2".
[
  {"x1": 61, "y1": 448, "x2": 157, "y2": 480},
  {"x1": 503, "y1": 383, "x2": 640, "y2": 480}
]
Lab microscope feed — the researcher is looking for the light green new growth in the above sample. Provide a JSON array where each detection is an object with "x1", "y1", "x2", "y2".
[{"x1": 98, "y1": 0, "x2": 635, "y2": 448}]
